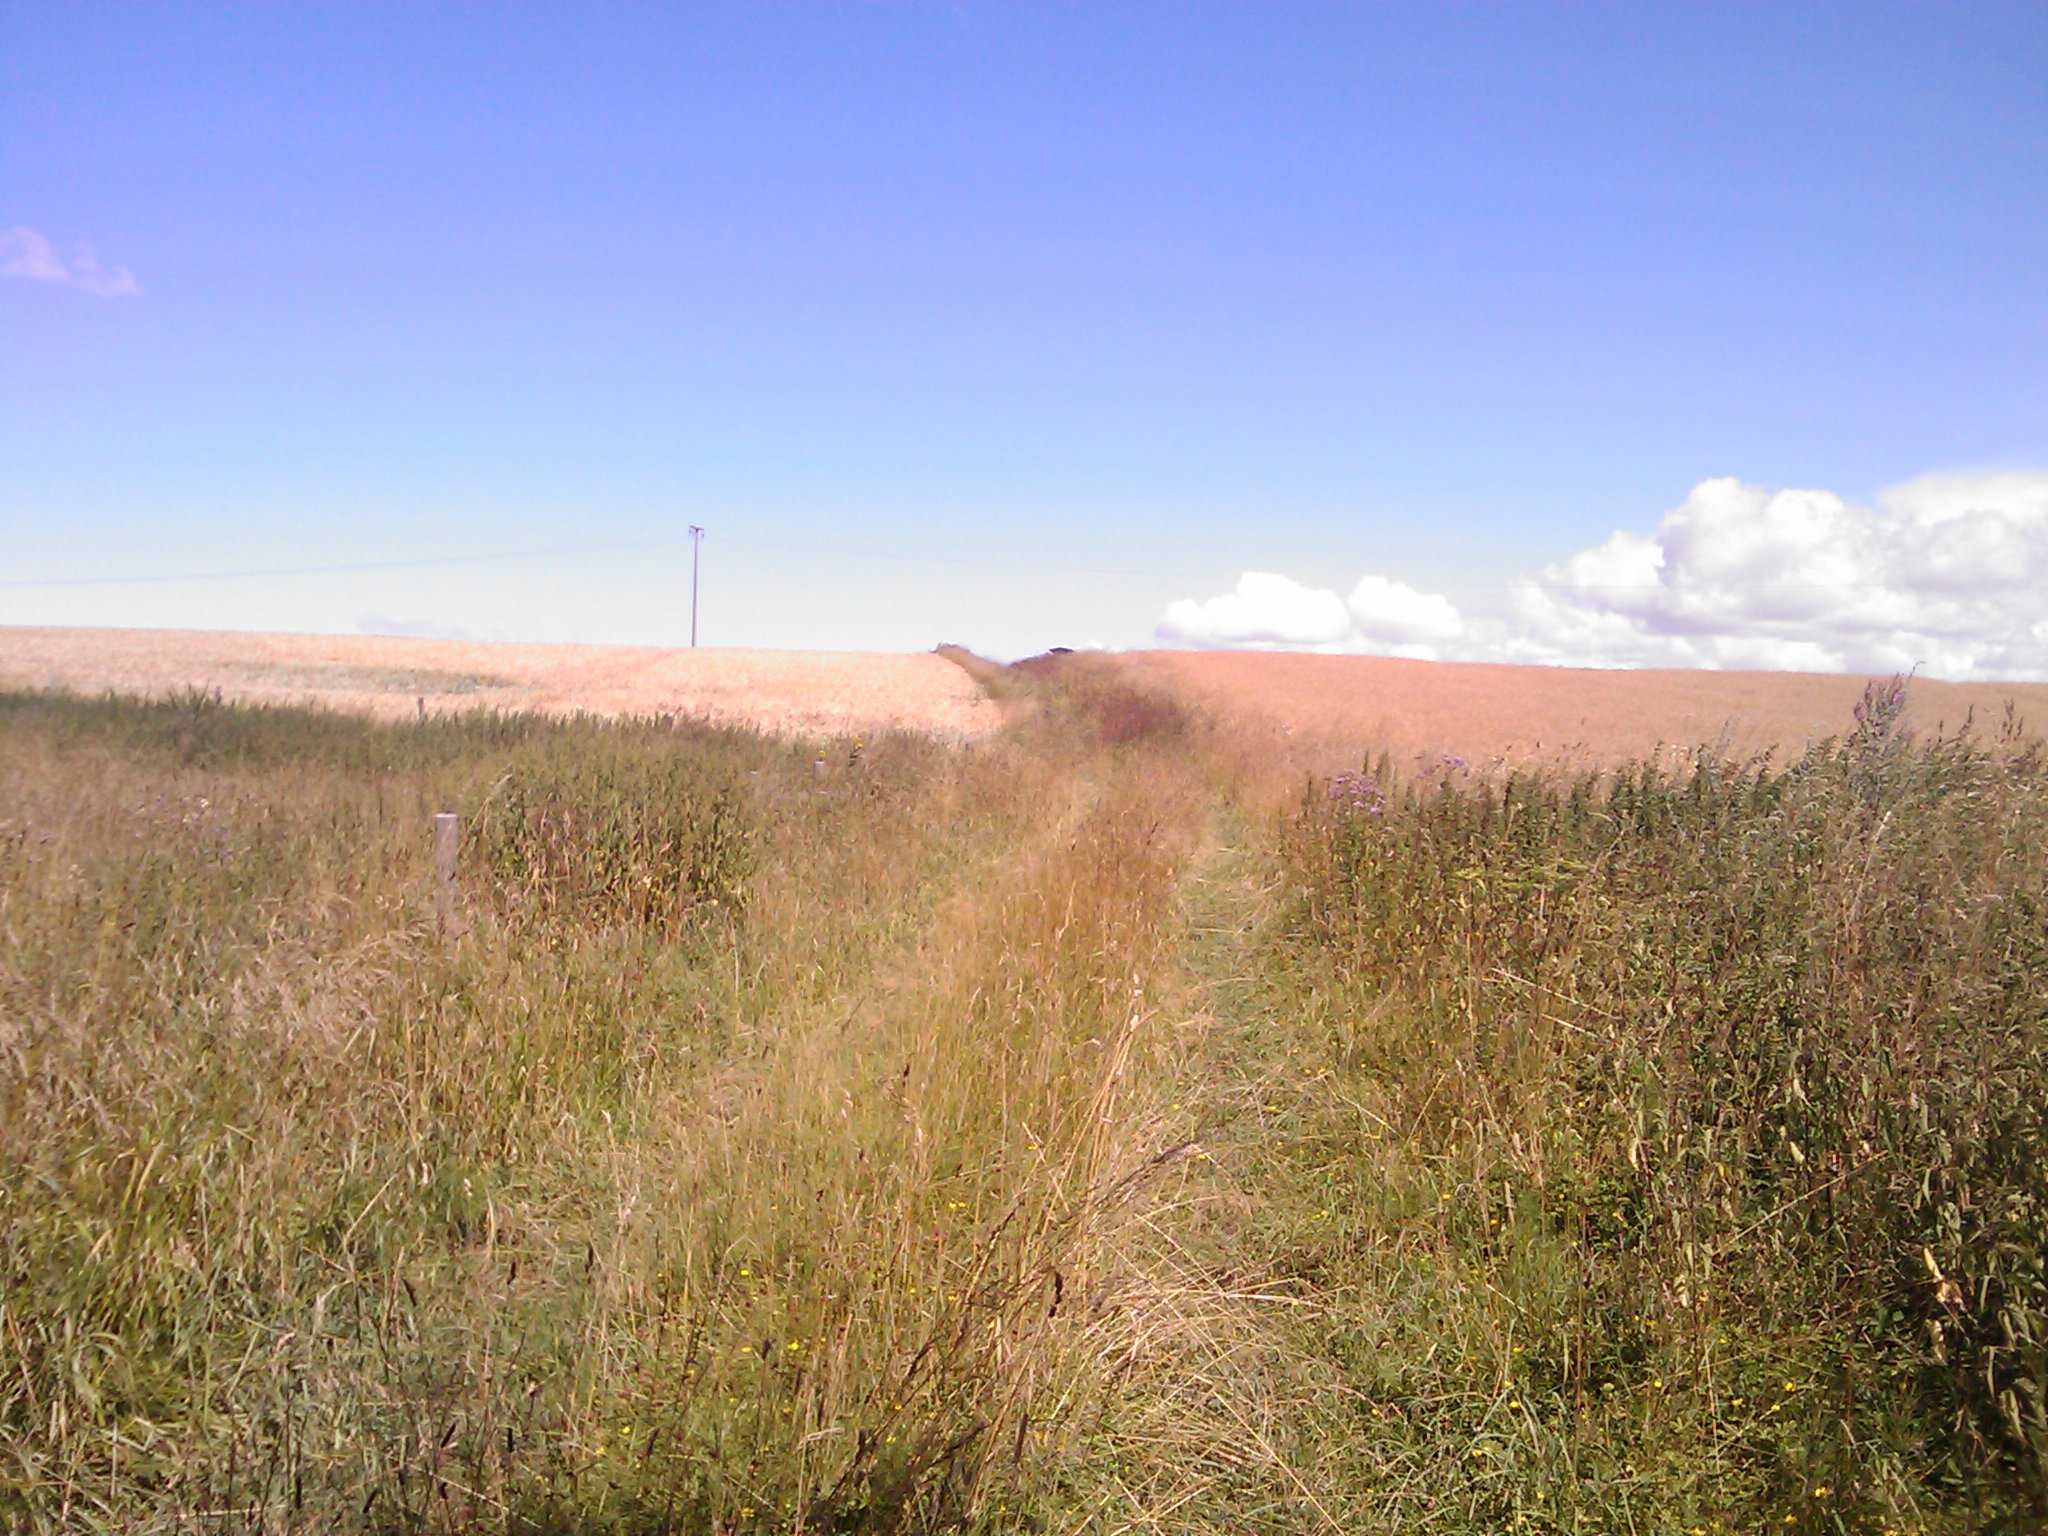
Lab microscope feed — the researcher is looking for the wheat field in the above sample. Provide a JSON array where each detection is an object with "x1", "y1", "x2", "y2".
[
  {"x1": 0, "y1": 627, "x2": 1001, "y2": 739},
  {"x1": 14, "y1": 628, "x2": 2040, "y2": 766},
  {"x1": 1122, "y1": 647, "x2": 2048, "y2": 770}
]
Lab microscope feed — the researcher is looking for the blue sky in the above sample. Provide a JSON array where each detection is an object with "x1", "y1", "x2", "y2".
[{"x1": 5, "y1": 3, "x2": 2045, "y2": 671}]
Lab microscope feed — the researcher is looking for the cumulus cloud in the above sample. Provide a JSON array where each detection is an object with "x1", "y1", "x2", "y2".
[
  {"x1": 1, "y1": 226, "x2": 141, "y2": 297},
  {"x1": 1506, "y1": 473, "x2": 2048, "y2": 678},
  {"x1": 1346, "y1": 574, "x2": 1463, "y2": 649},
  {"x1": 1158, "y1": 570, "x2": 1465, "y2": 659},
  {"x1": 1159, "y1": 571, "x2": 1351, "y2": 650},
  {"x1": 1159, "y1": 471, "x2": 2048, "y2": 680}
]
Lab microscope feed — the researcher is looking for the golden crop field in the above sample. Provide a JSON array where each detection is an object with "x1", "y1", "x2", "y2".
[
  {"x1": 1121, "y1": 647, "x2": 2048, "y2": 770},
  {"x1": 0, "y1": 626, "x2": 1002, "y2": 740}
]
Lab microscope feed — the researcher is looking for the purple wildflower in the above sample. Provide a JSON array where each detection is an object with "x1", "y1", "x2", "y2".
[{"x1": 1328, "y1": 771, "x2": 1385, "y2": 816}]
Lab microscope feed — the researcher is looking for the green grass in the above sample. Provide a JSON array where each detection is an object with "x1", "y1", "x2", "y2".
[{"x1": 2, "y1": 672, "x2": 2043, "y2": 1532}]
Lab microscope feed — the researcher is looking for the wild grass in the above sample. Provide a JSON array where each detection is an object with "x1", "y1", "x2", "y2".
[
  {"x1": 1257, "y1": 682, "x2": 2048, "y2": 1531},
  {"x1": 0, "y1": 680, "x2": 1211, "y2": 1532},
  {"x1": 4, "y1": 668, "x2": 2043, "y2": 1533}
]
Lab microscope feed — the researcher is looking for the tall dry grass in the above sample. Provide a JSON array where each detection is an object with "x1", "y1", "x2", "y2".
[
  {"x1": 0, "y1": 679, "x2": 1222, "y2": 1532},
  {"x1": 8, "y1": 662, "x2": 2044, "y2": 1534}
]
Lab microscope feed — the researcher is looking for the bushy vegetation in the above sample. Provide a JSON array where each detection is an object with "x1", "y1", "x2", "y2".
[
  {"x1": 3, "y1": 672, "x2": 2043, "y2": 1533},
  {"x1": 1260, "y1": 682, "x2": 2048, "y2": 1530}
]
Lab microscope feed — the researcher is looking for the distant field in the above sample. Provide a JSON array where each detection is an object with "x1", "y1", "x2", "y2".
[
  {"x1": 1122, "y1": 647, "x2": 2048, "y2": 769},
  {"x1": 13, "y1": 627, "x2": 2043, "y2": 766},
  {"x1": 0, "y1": 626, "x2": 1002, "y2": 739}
]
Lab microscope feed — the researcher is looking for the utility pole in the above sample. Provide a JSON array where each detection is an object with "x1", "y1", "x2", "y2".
[{"x1": 689, "y1": 525, "x2": 705, "y2": 647}]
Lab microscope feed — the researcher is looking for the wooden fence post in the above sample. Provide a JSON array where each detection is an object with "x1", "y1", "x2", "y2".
[{"x1": 434, "y1": 812, "x2": 460, "y2": 931}]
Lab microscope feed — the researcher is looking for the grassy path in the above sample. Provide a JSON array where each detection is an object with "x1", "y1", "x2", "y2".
[
  {"x1": 1100, "y1": 808, "x2": 1354, "y2": 1534},
  {"x1": 1135, "y1": 795, "x2": 1557, "y2": 1534}
]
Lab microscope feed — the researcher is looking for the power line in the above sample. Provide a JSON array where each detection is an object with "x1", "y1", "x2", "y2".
[
  {"x1": 1, "y1": 530, "x2": 1159, "y2": 589},
  {"x1": 6, "y1": 528, "x2": 1945, "y2": 597},
  {"x1": 0, "y1": 534, "x2": 696, "y2": 590}
]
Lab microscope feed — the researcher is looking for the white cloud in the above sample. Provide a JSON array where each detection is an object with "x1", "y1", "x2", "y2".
[
  {"x1": 1509, "y1": 473, "x2": 2048, "y2": 679},
  {"x1": 1347, "y1": 573, "x2": 1464, "y2": 647},
  {"x1": 1159, "y1": 569, "x2": 1466, "y2": 660},
  {"x1": 2, "y1": 226, "x2": 141, "y2": 297},
  {"x1": 1159, "y1": 471, "x2": 2048, "y2": 680},
  {"x1": 1159, "y1": 571, "x2": 1355, "y2": 650}
]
